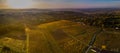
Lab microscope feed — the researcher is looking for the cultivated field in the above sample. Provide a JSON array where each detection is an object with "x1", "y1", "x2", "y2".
[{"x1": 0, "y1": 9, "x2": 120, "y2": 53}]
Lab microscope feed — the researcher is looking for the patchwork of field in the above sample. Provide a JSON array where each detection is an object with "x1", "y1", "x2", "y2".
[
  {"x1": 0, "y1": 20, "x2": 120, "y2": 53},
  {"x1": 28, "y1": 20, "x2": 120, "y2": 53},
  {"x1": 25, "y1": 20, "x2": 95, "y2": 53}
]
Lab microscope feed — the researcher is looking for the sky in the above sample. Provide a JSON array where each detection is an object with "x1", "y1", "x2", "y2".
[{"x1": 0, "y1": 0, "x2": 120, "y2": 9}]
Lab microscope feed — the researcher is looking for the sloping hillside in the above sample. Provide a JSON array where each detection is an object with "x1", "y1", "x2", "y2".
[
  {"x1": 0, "y1": 20, "x2": 119, "y2": 53},
  {"x1": 37, "y1": 20, "x2": 92, "y2": 53},
  {"x1": 26, "y1": 20, "x2": 98, "y2": 53},
  {"x1": 0, "y1": 37, "x2": 26, "y2": 53},
  {"x1": 37, "y1": 20, "x2": 120, "y2": 53}
]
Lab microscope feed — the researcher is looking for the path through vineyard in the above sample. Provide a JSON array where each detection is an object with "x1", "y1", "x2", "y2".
[{"x1": 25, "y1": 26, "x2": 63, "y2": 53}]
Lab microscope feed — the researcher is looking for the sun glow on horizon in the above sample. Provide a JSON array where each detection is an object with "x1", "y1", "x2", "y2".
[{"x1": 6, "y1": 0, "x2": 33, "y2": 9}]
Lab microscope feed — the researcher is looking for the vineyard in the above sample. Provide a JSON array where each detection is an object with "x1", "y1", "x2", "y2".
[
  {"x1": 26, "y1": 20, "x2": 120, "y2": 53},
  {"x1": 0, "y1": 9, "x2": 120, "y2": 53}
]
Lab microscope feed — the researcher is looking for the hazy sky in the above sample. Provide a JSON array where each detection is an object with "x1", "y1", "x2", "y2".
[{"x1": 0, "y1": 0, "x2": 120, "y2": 9}]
